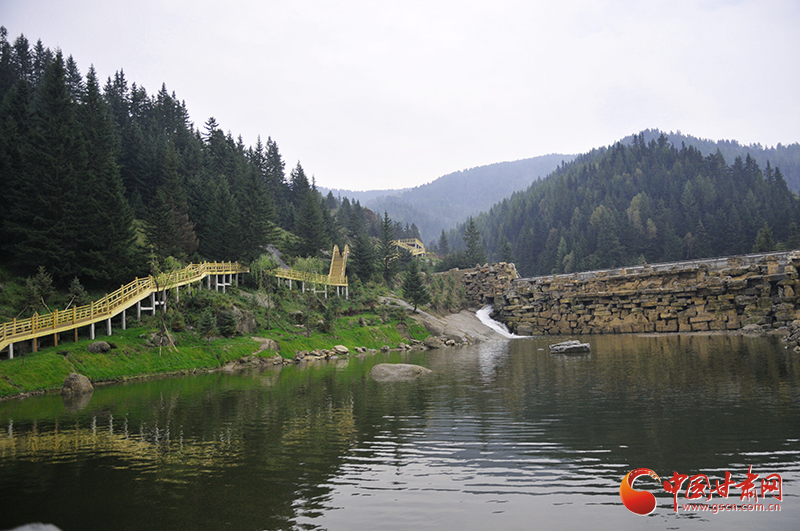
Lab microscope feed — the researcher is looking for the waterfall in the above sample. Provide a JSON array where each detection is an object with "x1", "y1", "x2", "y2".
[{"x1": 476, "y1": 305, "x2": 522, "y2": 339}]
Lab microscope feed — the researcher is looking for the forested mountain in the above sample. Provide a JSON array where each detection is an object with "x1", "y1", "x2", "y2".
[
  {"x1": 446, "y1": 133, "x2": 799, "y2": 277},
  {"x1": 0, "y1": 29, "x2": 391, "y2": 288},
  {"x1": 323, "y1": 154, "x2": 575, "y2": 245},
  {"x1": 622, "y1": 129, "x2": 800, "y2": 191}
]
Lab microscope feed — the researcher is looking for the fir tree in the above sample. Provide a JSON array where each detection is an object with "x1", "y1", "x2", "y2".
[
  {"x1": 500, "y1": 236, "x2": 514, "y2": 263},
  {"x1": 5, "y1": 51, "x2": 87, "y2": 280},
  {"x1": 463, "y1": 217, "x2": 486, "y2": 266},
  {"x1": 78, "y1": 65, "x2": 141, "y2": 282},
  {"x1": 235, "y1": 163, "x2": 277, "y2": 262},
  {"x1": 379, "y1": 211, "x2": 398, "y2": 285},
  {"x1": 0, "y1": 79, "x2": 30, "y2": 259},
  {"x1": 350, "y1": 231, "x2": 376, "y2": 282},
  {"x1": 752, "y1": 222, "x2": 775, "y2": 253},
  {"x1": 294, "y1": 189, "x2": 326, "y2": 257},
  {"x1": 403, "y1": 258, "x2": 430, "y2": 311},
  {"x1": 438, "y1": 229, "x2": 449, "y2": 256}
]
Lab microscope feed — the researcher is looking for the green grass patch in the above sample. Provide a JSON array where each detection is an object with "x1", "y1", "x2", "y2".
[
  {"x1": 0, "y1": 325, "x2": 264, "y2": 398},
  {"x1": 0, "y1": 276, "x2": 432, "y2": 399},
  {"x1": 0, "y1": 314, "x2": 429, "y2": 399},
  {"x1": 263, "y1": 314, "x2": 428, "y2": 356}
]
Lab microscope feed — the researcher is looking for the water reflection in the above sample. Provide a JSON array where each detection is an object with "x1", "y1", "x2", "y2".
[{"x1": 0, "y1": 335, "x2": 798, "y2": 530}]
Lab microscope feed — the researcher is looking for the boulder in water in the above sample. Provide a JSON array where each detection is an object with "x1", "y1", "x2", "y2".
[
  {"x1": 549, "y1": 340, "x2": 591, "y2": 354},
  {"x1": 61, "y1": 373, "x2": 94, "y2": 397},
  {"x1": 370, "y1": 363, "x2": 432, "y2": 382}
]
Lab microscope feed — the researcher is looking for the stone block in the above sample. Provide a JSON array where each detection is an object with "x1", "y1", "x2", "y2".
[
  {"x1": 516, "y1": 323, "x2": 534, "y2": 336},
  {"x1": 709, "y1": 320, "x2": 727, "y2": 331},
  {"x1": 656, "y1": 320, "x2": 678, "y2": 332}
]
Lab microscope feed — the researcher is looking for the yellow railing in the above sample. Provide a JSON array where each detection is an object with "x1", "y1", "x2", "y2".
[
  {"x1": 328, "y1": 244, "x2": 349, "y2": 283},
  {"x1": 0, "y1": 261, "x2": 249, "y2": 354},
  {"x1": 270, "y1": 245, "x2": 349, "y2": 288},
  {"x1": 394, "y1": 238, "x2": 426, "y2": 256},
  {"x1": 271, "y1": 267, "x2": 348, "y2": 287}
]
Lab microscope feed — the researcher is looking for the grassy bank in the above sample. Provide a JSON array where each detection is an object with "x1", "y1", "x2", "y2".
[
  {"x1": 0, "y1": 310, "x2": 428, "y2": 399},
  {"x1": 0, "y1": 264, "x2": 434, "y2": 399}
]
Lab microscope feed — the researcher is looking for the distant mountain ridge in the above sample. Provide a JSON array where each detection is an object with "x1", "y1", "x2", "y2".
[
  {"x1": 321, "y1": 129, "x2": 799, "y2": 250},
  {"x1": 322, "y1": 153, "x2": 576, "y2": 243},
  {"x1": 623, "y1": 129, "x2": 800, "y2": 190},
  {"x1": 447, "y1": 131, "x2": 800, "y2": 278}
]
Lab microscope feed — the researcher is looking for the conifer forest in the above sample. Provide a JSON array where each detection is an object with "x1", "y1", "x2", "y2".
[{"x1": 1, "y1": 28, "x2": 798, "y2": 289}]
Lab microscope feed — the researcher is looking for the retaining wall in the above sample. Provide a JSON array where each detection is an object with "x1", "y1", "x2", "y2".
[{"x1": 491, "y1": 251, "x2": 800, "y2": 335}]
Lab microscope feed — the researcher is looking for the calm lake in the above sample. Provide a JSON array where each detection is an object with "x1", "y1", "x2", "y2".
[{"x1": 0, "y1": 334, "x2": 798, "y2": 530}]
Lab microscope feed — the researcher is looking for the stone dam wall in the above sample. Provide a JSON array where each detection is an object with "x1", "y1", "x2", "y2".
[
  {"x1": 489, "y1": 251, "x2": 800, "y2": 336},
  {"x1": 444, "y1": 262, "x2": 521, "y2": 308}
]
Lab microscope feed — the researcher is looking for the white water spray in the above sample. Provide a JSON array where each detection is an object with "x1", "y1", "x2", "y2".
[{"x1": 476, "y1": 305, "x2": 523, "y2": 339}]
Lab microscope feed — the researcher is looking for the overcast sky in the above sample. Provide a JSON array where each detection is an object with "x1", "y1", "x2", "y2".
[{"x1": 3, "y1": 0, "x2": 799, "y2": 190}]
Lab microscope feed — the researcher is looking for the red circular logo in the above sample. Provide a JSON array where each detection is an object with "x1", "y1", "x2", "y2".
[{"x1": 620, "y1": 468, "x2": 660, "y2": 515}]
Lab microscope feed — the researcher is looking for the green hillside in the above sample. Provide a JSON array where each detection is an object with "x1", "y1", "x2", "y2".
[{"x1": 447, "y1": 133, "x2": 798, "y2": 277}]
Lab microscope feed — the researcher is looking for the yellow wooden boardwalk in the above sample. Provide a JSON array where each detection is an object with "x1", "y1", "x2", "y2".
[
  {"x1": 394, "y1": 238, "x2": 425, "y2": 257},
  {"x1": 271, "y1": 245, "x2": 350, "y2": 297},
  {"x1": 0, "y1": 261, "x2": 248, "y2": 358}
]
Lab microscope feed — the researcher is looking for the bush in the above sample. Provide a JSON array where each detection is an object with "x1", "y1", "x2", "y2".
[
  {"x1": 169, "y1": 310, "x2": 186, "y2": 332},
  {"x1": 218, "y1": 310, "x2": 238, "y2": 338},
  {"x1": 197, "y1": 308, "x2": 217, "y2": 340}
]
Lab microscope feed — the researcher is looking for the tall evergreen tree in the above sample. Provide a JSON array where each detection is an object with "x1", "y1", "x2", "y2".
[
  {"x1": 438, "y1": 229, "x2": 449, "y2": 257},
  {"x1": 752, "y1": 222, "x2": 775, "y2": 253},
  {"x1": 77, "y1": 65, "x2": 141, "y2": 282},
  {"x1": 0, "y1": 79, "x2": 31, "y2": 258},
  {"x1": 350, "y1": 231, "x2": 376, "y2": 282},
  {"x1": 145, "y1": 142, "x2": 198, "y2": 261},
  {"x1": 5, "y1": 51, "x2": 87, "y2": 280},
  {"x1": 289, "y1": 162, "x2": 311, "y2": 209},
  {"x1": 403, "y1": 258, "x2": 430, "y2": 311},
  {"x1": 294, "y1": 189, "x2": 326, "y2": 257},
  {"x1": 236, "y1": 163, "x2": 277, "y2": 262},
  {"x1": 379, "y1": 211, "x2": 398, "y2": 285},
  {"x1": 463, "y1": 217, "x2": 486, "y2": 266}
]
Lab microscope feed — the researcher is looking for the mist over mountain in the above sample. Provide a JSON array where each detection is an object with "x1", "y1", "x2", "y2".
[{"x1": 322, "y1": 153, "x2": 575, "y2": 244}]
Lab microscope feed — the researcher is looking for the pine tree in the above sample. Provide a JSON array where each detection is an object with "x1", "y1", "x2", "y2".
[
  {"x1": 787, "y1": 222, "x2": 800, "y2": 250},
  {"x1": 403, "y1": 258, "x2": 430, "y2": 311},
  {"x1": 350, "y1": 230, "x2": 376, "y2": 282},
  {"x1": 200, "y1": 176, "x2": 240, "y2": 260},
  {"x1": 463, "y1": 217, "x2": 486, "y2": 267},
  {"x1": 0, "y1": 27, "x2": 15, "y2": 100},
  {"x1": 78, "y1": 65, "x2": 141, "y2": 283},
  {"x1": 235, "y1": 164, "x2": 277, "y2": 262},
  {"x1": 289, "y1": 162, "x2": 311, "y2": 209},
  {"x1": 198, "y1": 308, "x2": 217, "y2": 342},
  {"x1": 379, "y1": 211, "x2": 398, "y2": 285},
  {"x1": 294, "y1": 189, "x2": 326, "y2": 257},
  {"x1": 752, "y1": 222, "x2": 775, "y2": 253},
  {"x1": 64, "y1": 55, "x2": 84, "y2": 101},
  {"x1": 438, "y1": 229, "x2": 449, "y2": 256},
  {"x1": 5, "y1": 51, "x2": 87, "y2": 280},
  {"x1": 0, "y1": 79, "x2": 30, "y2": 261},
  {"x1": 500, "y1": 236, "x2": 514, "y2": 263}
]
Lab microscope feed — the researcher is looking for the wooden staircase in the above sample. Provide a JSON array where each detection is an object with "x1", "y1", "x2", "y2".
[{"x1": 1, "y1": 261, "x2": 248, "y2": 358}]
